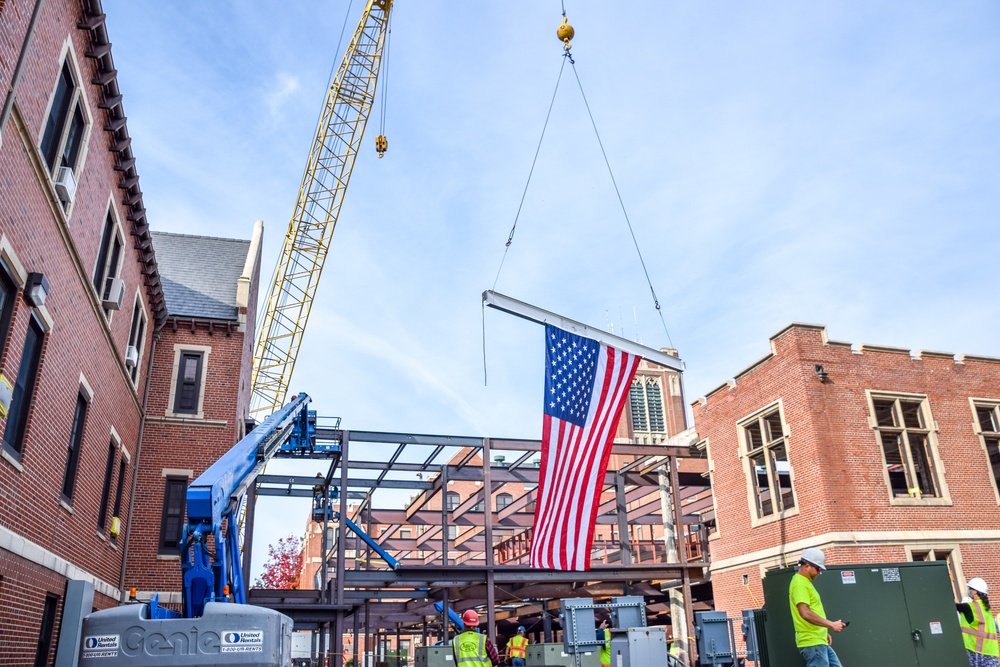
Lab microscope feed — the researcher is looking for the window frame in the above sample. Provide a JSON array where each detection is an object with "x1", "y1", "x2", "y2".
[
  {"x1": 38, "y1": 43, "x2": 92, "y2": 208},
  {"x1": 738, "y1": 401, "x2": 798, "y2": 526},
  {"x1": 0, "y1": 258, "x2": 17, "y2": 362},
  {"x1": 166, "y1": 344, "x2": 211, "y2": 419},
  {"x1": 96, "y1": 440, "x2": 117, "y2": 531},
  {"x1": 60, "y1": 388, "x2": 91, "y2": 504},
  {"x1": 629, "y1": 377, "x2": 666, "y2": 435},
  {"x1": 92, "y1": 207, "x2": 124, "y2": 319},
  {"x1": 2, "y1": 314, "x2": 46, "y2": 459},
  {"x1": 33, "y1": 593, "x2": 59, "y2": 667},
  {"x1": 496, "y1": 493, "x2": 513, "y2": 511},
  {"x1": 158, "y1": 476, "x2": 188, "y2": 556},
  {"x1": 126, "y1": 291, "x2": 147, "y2": 385},
  {"x1": 906, "y1": 544, "x2": 964, "y2": 601},
  {"x1": 971, "y1": 398, "x2": 1000, "y2": 505},
  {"x1": 110, "y1": 453, "x2": 128, "y2": 544},
  {"x1": 867, "y1": 391, "x2": 951, "y2": 506}
]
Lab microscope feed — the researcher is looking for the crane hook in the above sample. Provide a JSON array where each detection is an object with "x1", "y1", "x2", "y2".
[
  {"x1": 375, "y1": 134, "x2": 388, "y2": 158},
  {"x1": 557, "y1": 16, "x2": 575, "y2": 51}
]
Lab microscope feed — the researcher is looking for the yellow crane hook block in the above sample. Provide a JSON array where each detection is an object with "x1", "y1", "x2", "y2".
[
  {"x1": 376, "y1": 134, "x2": 388, "y2": 158},
  {"x1": 557, "y1": 16, "x2": 575, "y2": 50}
]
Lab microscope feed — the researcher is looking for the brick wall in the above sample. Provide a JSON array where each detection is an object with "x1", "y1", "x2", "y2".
[
  {"x1": 694, "y1": 324, "x2": 1000, "y2": 615},
  {"x1": 0, "y1": 0, "x2": 161, "y2": 657}
]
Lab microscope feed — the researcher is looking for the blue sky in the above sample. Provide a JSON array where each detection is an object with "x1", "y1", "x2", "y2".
[{"x1": 103, "y1": 1, "x2": 1000, "y2": 578}]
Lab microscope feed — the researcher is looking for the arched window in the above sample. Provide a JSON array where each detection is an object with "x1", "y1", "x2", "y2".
[
  {"x1": 496, "y1": 493, "x2": 513, "y2": 511},
  {"x1": 445, "y1": 491, "x2": 460, "y2": 511}
]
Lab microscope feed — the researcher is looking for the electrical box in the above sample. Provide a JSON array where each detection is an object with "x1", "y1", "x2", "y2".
[
  {"x1": 608, "y1": 626, "x2": 669, "y2": 666},
  {"x1": 413, "y1": 645, "x2": 453, "y2": 667},
  {"x1": 762, "y1": 560, "x2": 966, "y2": 666},
  {"x1": 526, "y1": 642, "x2": 600, "y2": 666}
]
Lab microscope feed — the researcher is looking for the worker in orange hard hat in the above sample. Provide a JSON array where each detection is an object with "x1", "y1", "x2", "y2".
[{"x1": 451, "y1": 609, "x2": 499, "y2": 666}]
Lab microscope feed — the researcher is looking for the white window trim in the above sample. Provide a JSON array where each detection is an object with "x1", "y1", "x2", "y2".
[
  {"x1": 165, "y1": 344, "x2": 212, "y2": 420},
  {"x1": 969, "y1": 397, "x2": 1000, "y2": 506},
  {"x1": 866, "y1": 390, "x2": 952, "y2": 507},
  {"x1": 0, "y1": 236, "x2": 28, "y2": 286},
  {"x1": 126, "y1": 288, "x2": 148, "y2": 387},
  {"x1": 94, "y1": 198, "x2": 126, "y2": 325},
  {"x1": 737, "y1": 399, "x2": 800, "y2": 528},
  {"x1": 38, "y1": 37, "x2": 93, "y2": 214}
]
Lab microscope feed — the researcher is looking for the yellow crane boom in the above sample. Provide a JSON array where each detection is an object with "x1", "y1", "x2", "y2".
[{"x1": 250, "y1": 0, "x2": 393, "y2": 417}]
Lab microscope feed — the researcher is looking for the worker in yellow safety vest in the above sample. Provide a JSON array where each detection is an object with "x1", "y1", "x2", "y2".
[
  {"x1": 598, "y1": 618, "x2": 611, "y2": 667},
  {"x1": 957, "y1": 577, "x2": 1000, "y2": 667},
  {"x1": 506, "y1": 626, "x2": 528, "y2": 667},
  {"x1": 451, "y1": 609, "x2": 499, "y2": 667}
]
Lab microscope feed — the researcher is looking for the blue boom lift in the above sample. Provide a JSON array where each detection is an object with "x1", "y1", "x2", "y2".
[{"x1": 78, "y1": 393, "x2": 396, "y2": 665}]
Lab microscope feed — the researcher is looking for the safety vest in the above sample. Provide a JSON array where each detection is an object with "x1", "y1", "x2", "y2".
[
  {"x1": 961, "y1": 599, "x2": 1000, "y2": 656},
  {"x1": 508, "y1": 634, "x2": 527, "y2": 658},
  {"x1": 599, "y1": 628, "x2": 611, "y2": 667},
  {"x1": 452, "y1": 631, "x2": 491, "y2": 667}
]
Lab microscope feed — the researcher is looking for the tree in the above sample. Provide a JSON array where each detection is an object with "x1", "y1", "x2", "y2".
[{"x1": 253, "y1": 535, "x2": 303, "y2": 589}]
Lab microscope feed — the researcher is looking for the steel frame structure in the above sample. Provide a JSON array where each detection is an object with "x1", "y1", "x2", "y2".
[{"x1": 246, "y1": 425, "x2": 713, "y2": 664}]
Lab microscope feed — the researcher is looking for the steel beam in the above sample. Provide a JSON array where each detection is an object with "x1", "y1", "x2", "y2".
[{"x1": 483, "y1": 290, "x2": 684, "y2": 371}]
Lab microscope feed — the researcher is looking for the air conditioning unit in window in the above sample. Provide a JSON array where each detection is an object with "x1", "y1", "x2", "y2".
[
  {"x1": 124, "y1": 345, "x2": 139, "y2": 369},
  {"x1": 102, "y1": 277, "x2": 125, "y2": 310},
  {"x1": 54, "y1": 166, "x2": 77, "y2": 204}
]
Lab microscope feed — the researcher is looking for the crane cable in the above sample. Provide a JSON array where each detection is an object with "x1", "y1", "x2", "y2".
[
  {"x1": 376, "y1": 10, "x2": 392, "y2": 157},
  {"x1": 491, "y1": 7, "x2": 674, "y2": 348}
]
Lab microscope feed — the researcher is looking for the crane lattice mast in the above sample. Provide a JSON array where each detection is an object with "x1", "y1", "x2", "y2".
[{"x1": 250, "y1": 0, "x2": 393, "y2": 417}]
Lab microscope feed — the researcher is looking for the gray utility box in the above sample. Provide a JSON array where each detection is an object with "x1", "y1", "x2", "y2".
[
  {"x1": 414, "y1": 645, "x2": 454, "y2": 667},
  {"x1": 762, "y1": 560, "x2": 966, "y2": 667},
  {"x1": 79, "y1": 601, "x2": 293, "y2": 666},
  {"x1": 527, "y1": 642, "x2": 600, "y2": 666},
  {"x1": 608, "y1": 626, "x2": 669, "y2": 667}
]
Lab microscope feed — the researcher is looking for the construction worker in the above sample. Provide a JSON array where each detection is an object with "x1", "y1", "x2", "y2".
[
  {"x1": 506, "y1": 626, "x2": 528, "y2": 666},
  {"x1": 452, "y1": 609, "x2": 499, "y2": 667},
  {"x1": 598, "y1": 618, "x2": 611, "y2": 667},
  {"x1": 957, "y1": 577, "x2": 999, "y2": 667},
  {"x1": 789, "y1": 547, "x2": 847, "y2": 667}
]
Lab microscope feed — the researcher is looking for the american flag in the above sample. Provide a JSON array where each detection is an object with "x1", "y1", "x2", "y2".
[{"x1": 529, "y1": 324, "x2": 641, "y2": 570}]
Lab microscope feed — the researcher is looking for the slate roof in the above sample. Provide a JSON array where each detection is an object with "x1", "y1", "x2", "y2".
[{"x1": 151, "y1": 231, "x2": 251, "y2": 321}]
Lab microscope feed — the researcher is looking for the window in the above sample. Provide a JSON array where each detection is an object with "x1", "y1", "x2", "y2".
[
  {"x1": 447, "y1": 525, "x2": 458, "y2": 539},
  {"x1": 741, "y1": 405, "x2": 795, "y2": 519},
  {"x1": 111, "y1": 457, "x2": 126, "y2": 542},
  {"x1": 33, "y1": 593, "x2": 58, "y2": 667},
  {"x1": 97, "y1": 442, "x2": 116, "y2": 530},
  {"x1": 629, "y1": 378, "x2": 665, "y2": 434},
  {"x1": 92, "y1": 212, "x2": 122, "y2": 312},
  {"x1": 445, "y1": 491, "x2": 460, "y2": 511},
  {"x1": 974, "y1": 402, "x2": 1000, "y2": 495},
  {"x1": 473, "y1": 498, "x2": 485, "y2": 512},
  {"x1": 871, "y1": 395, "x2": 940, "y2": 498},
  {"x1": 159, "y1": 477, "x2": 187, "y2": 555},
  {"x1": 126, "y1": 297, "x2": 146, "y2": 383},
  {"x1": 60, "y1": 391, "x2": 89, "y2": 503},
  {"x1": 496, "y1": 493, "x2": 513, "y2": 511},
  {"x1": 173, "y1": 351, "x2": 204, "y2": 414},
  {"x1": 399, "y1": 528, "x2": 412, "y2": 539},
  {"x1": 0, "y1": 260, "x2": 16, "y2": 356},
  {"x1": 40, "y1": 59, "x2": 87, "y2": 177},
  {"x1": 3, "y1": 316, "x2": 45, "y2": 457}
]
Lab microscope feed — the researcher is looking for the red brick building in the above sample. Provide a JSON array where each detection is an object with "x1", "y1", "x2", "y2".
[
  {"x1": 694, "y1": 323, "x2": 1000, "y2": 616},
  {"x1": 123, "y1": 227, "x2": 262, "y2": 604},
  {"x1": 0, "y1": 0, "x2": 166, "y2": 662}
]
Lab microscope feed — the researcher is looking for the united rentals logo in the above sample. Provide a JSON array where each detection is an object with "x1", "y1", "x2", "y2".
[
  {"x1": 82, "y1": 634, "x2": 120, "y2": 659},
  {"x1": 221, "y1": 630, "x2": 264, "y2": 653}
]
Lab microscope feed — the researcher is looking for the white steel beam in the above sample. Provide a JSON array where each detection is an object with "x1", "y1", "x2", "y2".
[{"x1": 482, "y1": 290, "x2": 684, "y2": 372}]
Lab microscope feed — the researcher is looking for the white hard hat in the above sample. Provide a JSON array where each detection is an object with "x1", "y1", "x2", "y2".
[
  {"x1": 969, "y1": 578, "x2": 989, "y2": 595},
  {"x1": 801, "y1": 547, "x2": 826, "y2": 570}
]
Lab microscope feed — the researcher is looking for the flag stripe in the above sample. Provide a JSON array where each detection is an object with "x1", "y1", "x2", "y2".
[{"x1": 530, "y1": 328, "x2": 641, "y2": 571}]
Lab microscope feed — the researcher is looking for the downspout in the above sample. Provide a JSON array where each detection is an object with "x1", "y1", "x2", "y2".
[
  {"x1": 0, "y1": 0, "x2": 47, "y2": 144},
  {"x1": 117, "y1": 330, "x2": 159, "y2": 598}
]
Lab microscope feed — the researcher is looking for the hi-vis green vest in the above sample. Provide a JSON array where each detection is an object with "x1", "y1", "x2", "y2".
[
  {"x1": 452, "y1": 631, "x2": 491, "y2": 667},
  {"x1": 600, "y1": 628, "x2": 611, "y2": 667},
  {"x1": 961, "y1": 599, "x2": 1000, "y2": 656},
  {"x1": 508, "y1": 634, "x2": 528, "y2": 658}
]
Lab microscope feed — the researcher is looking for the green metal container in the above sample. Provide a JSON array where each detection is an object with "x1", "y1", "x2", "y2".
[{"x1": 761, "y1": 560, "x2": 966, "y2": 666}]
